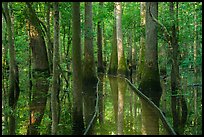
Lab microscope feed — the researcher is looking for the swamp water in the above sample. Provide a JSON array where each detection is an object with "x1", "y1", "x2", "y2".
[{"x1": 7, "y1": 71, "x2": 201, "y2": 135}]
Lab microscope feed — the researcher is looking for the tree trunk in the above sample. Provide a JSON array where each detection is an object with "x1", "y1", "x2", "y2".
[
  {"x1": 132, "y1": 23, "x2": 137, "y2": 72},
  {"x1": 3, "y1": 2, "x2": 20, "y2": 135},
  {"x1": 51, "y1": 2, "x2": 60, "y2": 135},
  {"x1": 115, "y1": 2, "x2": 128, "y2": 77},
  {"x1": 72, "y1": 2, "x2": 84, "y2": 135},
  {"x1": 137, "y1": 2, "x2": 146, "y2": 81},
  {"x1": 83, "y1": 2, "x2": 98, "y2": 85},
  {"x1": 46, "y1": 2, "x2": 53, "y2": 74},
  {"x1": 170, "y1": 2, "x2": 187, "y2": 134},
  {"x1": 97, "y1": 2, "x2": 105, "y2": 73},
  {"x1": 127, "y1": 29, "x2": 133, "y2": 79},
  {"x1": 139, "y1": 2, "x2": 162, "y2": 107},
  {"x1": 28, "y1": 26, "x2": 33, "y2": 134},
  {"x1": 170, "y1": 3, "x2": 179, "y2": 134},
  {"x1": 193, "y1": 3, "x2": 198, "y2": 76},
  {"x1": 2, "y1": 15, "x2": 9, "y2": 135},
  {"x1": 108, "y1": 22, "x2": 118, "y2": 75},
  {"x1": 103, "y1": 22, "x2": 107, "y2": 70},
  {"x1": 25, "y1": 3, "x2": 50, "y2": 135},
  {"x1": 66, "y1": 20, "x2": 72, "y2": 78}
]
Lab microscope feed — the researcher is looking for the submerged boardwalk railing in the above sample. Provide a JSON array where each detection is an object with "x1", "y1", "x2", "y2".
[
  {"x1": 83, "y1": 75, "x2": 176, "y2": 135},
  {"x1": 125, "y1": 78, "x2": 177, "y2": 135}
]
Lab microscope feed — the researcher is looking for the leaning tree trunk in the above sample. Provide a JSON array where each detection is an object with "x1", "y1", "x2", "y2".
[
  {"x1": 72, "y1": 2, "x2": 85, "y2": 135},
  {"x1": 46, "y1": 2, "x2": 53, "y2": 74},
  {"x1": 25, "y1": 2, "x2": 50, "y2": 135},
  {"x1": 3, "y1": 2, "x2": 20, "y2": 135}
]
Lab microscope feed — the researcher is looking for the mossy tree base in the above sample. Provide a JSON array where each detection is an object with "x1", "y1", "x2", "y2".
[
  {"x1": 97, "y1": 66, "x2": 105, "y2": 73},
  {"x1": 138, "y1": 66, "x2": 162, "y2": 106},
  {"x1": 72, "y1": 110, "x2": 85, "y2": 135},
  {"x1": 118, "y1": 55, "x2": 129, "y2": 77},
  {"x1": 108, "y1": 48, "x2": 118, "y2": 76},
  {"x1": 108, "y1": 67, "x2": 117, "y2": 76},
  {"x1": 117, "y1": 68, "x2": 129, "y2": 77},
  {"x1": 82, "y1": 76, "x2": 98, "y2": 88}
]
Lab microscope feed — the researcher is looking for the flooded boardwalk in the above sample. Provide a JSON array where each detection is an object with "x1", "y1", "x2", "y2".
[{"x1": 83, "y1": 75, "x2": 176, "y2": 135}]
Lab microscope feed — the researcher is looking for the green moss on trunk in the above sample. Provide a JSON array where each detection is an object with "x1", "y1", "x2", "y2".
[
  {"x1": 108, "y1": 23, "x2": 118, "y2": 76},
  {"x1": 118, "y1": 55, "x2": 129, "y2": 77},
  {"x1": 83, "y1": 60, "x2": 98, "y2": 85},
  {"x1": 108, "y1": 53, "x2": 118, "y2": 76},
  {"x1": 138, "y1": 66, "x2": 162, "y2": 106}
]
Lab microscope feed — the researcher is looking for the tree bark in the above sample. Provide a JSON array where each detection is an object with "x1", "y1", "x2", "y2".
[
  {"x1": 103, "y1": 22, "x2": 107, "y2": 70},
  {"x1": 108, "y1": 22, "x2": 118, "y2": 75},
  {"x1": 97, "y1": 2, "x2": 105, "y2": 73},
  {"x1": 25, "y1": 3, "x2": 50, "y2": 135},
  {"x1": 2, "y1": 15, "x2": 9, "y2": 135},
  {"x1": 132, "y1": 23, "x2": 137, "y2": 71},
  {"x1": 127, "y1": 29, "x2": 133, "y2": 79},
  {"x1": 115, "y1": 2, "x2": 128, "y2": 77},
  {"x1": 170, "y1": 2, "x2": 187, "y2": 134},
  {"x1": 46, "y1": 2, "x2": 53, "y2": 74},
  {"x1": 72, "y1": 2, "x2": 84, "y2": 135},
  {"x1": 83, "y1": 2, "x2": 98, "y2": 85},
  {"x1": 193, "y1": 3, "x2": 198, "y2": 75},
  {"x1": 51, "y1": 2, "x2": 60, "y2": 135},
  {"x1": 3, "y1": 2, "x2": 20, "y2": 135},
  {"x1": 139, "y1": 2, "x2": 162, "y2": 107},
  {"x1": 137, "y1": 2, "x2": 146, "y2": 81}
]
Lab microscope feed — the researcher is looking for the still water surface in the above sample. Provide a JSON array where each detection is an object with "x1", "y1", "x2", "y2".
[
  {"x1": 80, "y1": 72, "x2": 202, "y2": 135},
  {"x1": 83, "y1": 75, "x2": 172, "y2": 135},
  {"x1": 10, "y1": 71, "x2": 201, "y2": 135}
]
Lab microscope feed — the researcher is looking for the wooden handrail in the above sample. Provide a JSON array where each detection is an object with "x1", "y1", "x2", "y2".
[
  {"x1": 82, "y1": 74, "x2": 176, "y2": 135},
  {"x1": 125, "y1": 78, "x2": 176, "y2": 135}
]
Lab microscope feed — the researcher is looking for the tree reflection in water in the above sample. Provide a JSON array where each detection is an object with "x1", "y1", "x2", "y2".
[
  {"x1": 81, "y1": 75, "x2": 177, "y2": 135},
  {"x1": 140, "y1": 92, "x2": 161, "y2": 135}
]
